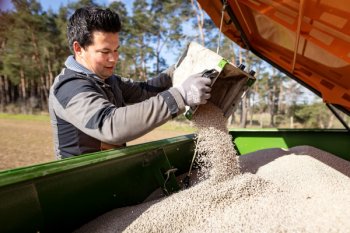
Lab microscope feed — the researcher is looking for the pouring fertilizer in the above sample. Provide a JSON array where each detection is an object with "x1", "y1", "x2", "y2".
[{"x1": 171, "y1": 42, "x2": 256, "y2": 186}]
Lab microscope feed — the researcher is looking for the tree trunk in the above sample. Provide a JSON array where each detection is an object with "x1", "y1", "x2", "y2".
[
  {"x1": 191, "y1": 0, "x2": 205, "y2": 45},
  {"x1": 31, "y1": 30, "x2": 51, "y2": 110},
  {"x1": 249, "y1": 94, "x2": 253, "y2": 126},
  {"x1": 327, "y1": 114, "x2": 334, "y2": 128},
  {"x1": 20, "y1": 68, "x2": 27, "y2": 113},
  {"x1": 278, "y1": 83, "x2": 285, "y2": 114},
  {"x1": 10, "y1": 82, "x2": 16, "y2": 104},
  {"x1": 232, "y1": 113, "x2": 236, "y2": 125},
  {"x1": 4, "y1": 75, "x2": 10, "y2": 104},
  {"x1": 0, "y1": 76, "x2": 5, "y2": 112},
  {"x1": 156, "y1": 34, "x2": 161, "y2": 74},
  {"x1": 156, "y1": 51, "x2": 160, "y2": 74},
  {"x1": 269, "y1": 85, "x2": 276, "y2": 127},
  {"x1": 47, "y1": 59, "x2": 54, "y2": 89},
  {"x1": 240, "y1": 95, "x2": 248, "y2": 128},
  {"x1": 318, "y1": 115, "x2": 325, "y2": 128},
  {"x1": 131, "y1": 56, "x2": 143, "y2": 80},
  {"x1": 139, "y1": 36, "x2": 147, "y2": 80},
  {"x1": 20, "y1": 69, "x2": 26, "y2": 100},
  {"x1": 40, "y1": 74, "x2": 48, "y2": 109},
  {"x1": 260, "y1": 114, "x2": 264, "y2": 128}
]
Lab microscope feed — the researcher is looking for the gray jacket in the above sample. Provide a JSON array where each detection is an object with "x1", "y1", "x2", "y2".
[{"x1": 49, "y1": 56, "x2": 185, "y2": 159}]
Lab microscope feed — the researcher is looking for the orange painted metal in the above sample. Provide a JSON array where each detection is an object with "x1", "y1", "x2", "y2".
[{"x1": 199, "y1": 0, "x2": 350, "y2": 113}]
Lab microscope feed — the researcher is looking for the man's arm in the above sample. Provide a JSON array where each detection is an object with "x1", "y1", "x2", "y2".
[
  {"x1": 114, "y1": 66, "x2": 174, "y2": 104},
  {"x1": 52, "y1": 78, "x2": 185, "y2": 145}
]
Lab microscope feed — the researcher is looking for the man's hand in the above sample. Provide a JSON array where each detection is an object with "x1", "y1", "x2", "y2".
[{"x1": 175, "y1": 73, "x2": 212, "y2": 107}]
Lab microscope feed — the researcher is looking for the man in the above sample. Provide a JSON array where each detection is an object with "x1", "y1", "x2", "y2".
[{"x1": 49, "y1": 6, "x2": 211, "y2": 159}]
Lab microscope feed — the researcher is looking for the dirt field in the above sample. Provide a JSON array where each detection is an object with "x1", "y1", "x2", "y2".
[{"x1": 0, "y1": 118, "x2": 190, "y2": 171}]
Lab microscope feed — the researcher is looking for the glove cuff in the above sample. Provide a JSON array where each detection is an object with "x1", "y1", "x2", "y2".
[
  {"x1": 160, "y1": 88, "x2": 186, "y2": 118},
  {"x1": 174, "y1": 86, "x2": 186, "y2": 102}
]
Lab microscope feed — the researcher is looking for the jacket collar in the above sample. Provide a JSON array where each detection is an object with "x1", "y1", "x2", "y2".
[{"x1": 64, "y1": 55, "x2": 105, "y2": 83}]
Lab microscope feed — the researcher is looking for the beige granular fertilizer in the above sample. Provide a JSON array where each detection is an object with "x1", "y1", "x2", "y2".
[
  {"x1": 191, "y1": 102, "x2": 240, "y2": 182},
  {"x1": 75, "y1": 104, "x2": 350, "y2": 233}
]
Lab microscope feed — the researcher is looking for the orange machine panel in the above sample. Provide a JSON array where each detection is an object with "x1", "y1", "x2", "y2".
[{"x1": 199, "y1": 0, "x2": 350, "y2": 113}]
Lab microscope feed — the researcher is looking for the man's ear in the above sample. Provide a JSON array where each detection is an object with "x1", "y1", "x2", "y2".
[{"x1": 73, "y1": 41, "x2": 83, "y2": 56}]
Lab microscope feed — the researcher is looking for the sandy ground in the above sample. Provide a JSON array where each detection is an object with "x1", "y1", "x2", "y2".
[{"x1": 0, "y1": 119, "x2": 189, "y2": 171}]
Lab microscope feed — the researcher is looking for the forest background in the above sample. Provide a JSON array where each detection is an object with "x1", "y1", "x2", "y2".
[{"x1": 0, "y1": 0, "x2": 348, "y2": 129}]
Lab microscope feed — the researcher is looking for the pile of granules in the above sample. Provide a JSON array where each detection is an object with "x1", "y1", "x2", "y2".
[{"x1": 75, "y1": 103, "x2": 350, "y2": 233}]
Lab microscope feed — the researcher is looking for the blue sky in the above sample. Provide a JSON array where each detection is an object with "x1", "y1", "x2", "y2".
[
  {"x1": 39, "y1": 0, "x2": 134, "y2": 13},
  {"x1": 0, "y1": 0, "x2": 133, "y2": 13}
]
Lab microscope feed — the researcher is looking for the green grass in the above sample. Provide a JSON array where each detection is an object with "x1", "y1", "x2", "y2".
[
  {"x1": 0, "y1": 113, "x2": 50, "y2": 122},
  {"x1": 0, "y1": 114, "x2": 195, "y2": 132}
]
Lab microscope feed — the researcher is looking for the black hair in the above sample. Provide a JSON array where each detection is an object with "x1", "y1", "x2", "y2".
[{"x1": 67, "y1": 6, "x2": 121, "y2": 53}]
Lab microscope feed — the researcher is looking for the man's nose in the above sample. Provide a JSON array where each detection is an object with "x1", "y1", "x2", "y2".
[{"x1": 108, "y1": 52, "x2": 118, "y2": 62}]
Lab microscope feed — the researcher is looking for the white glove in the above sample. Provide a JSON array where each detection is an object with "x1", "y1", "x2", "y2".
[{"x1": 175, "y1": 73, "x2": 212, "y2": 107}]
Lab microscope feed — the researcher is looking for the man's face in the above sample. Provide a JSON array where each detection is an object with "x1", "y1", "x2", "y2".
[{"x1": 75, "y1": 31, "x2": 119, "y2": 79}]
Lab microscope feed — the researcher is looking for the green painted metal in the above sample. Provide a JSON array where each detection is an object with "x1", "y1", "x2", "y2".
[
  {"x1": 218, "y1": 59, "x2": 228, "y2": 69},
  {"x1": 230, "y1": 129, "x2": 350, "y2": 161},
  {"x1": 0, "y1": 135, "x2": 195, "y2": 233},
  {"x1": 0, "y1": 129, "x2": 349, "y2": 233},
  {"x1": 0, "y1": 135, "x2": 194, "y2": 187}
]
